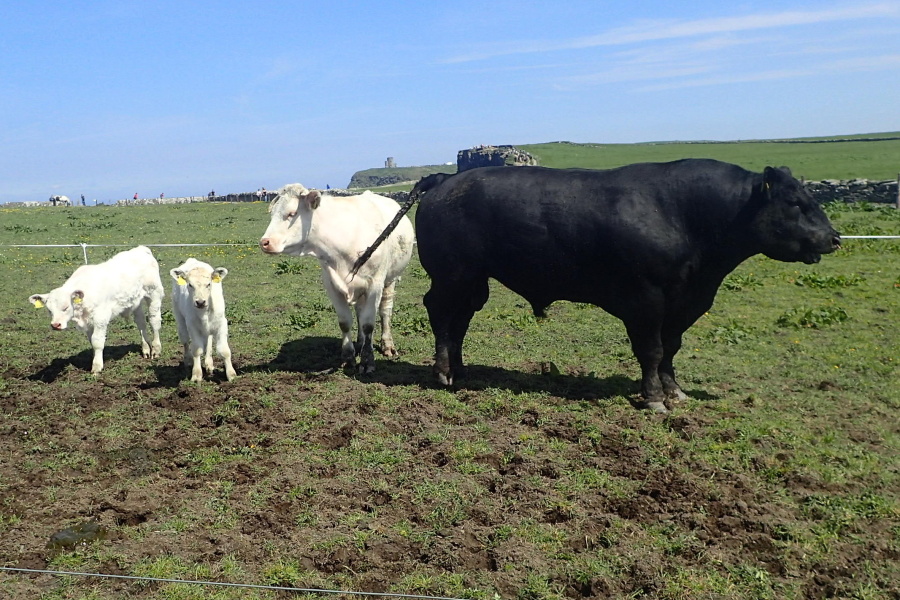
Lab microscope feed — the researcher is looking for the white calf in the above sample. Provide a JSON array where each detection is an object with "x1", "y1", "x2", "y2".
[
  {"x1": 170, "y1": 258, "x2": 236, "y2": 382},
  {"x1": 28, "y1": 245, "x2": 163, "y2": 374},
  {"x1": 259, "y1": 184, "x2": 415, "y2": 373}
]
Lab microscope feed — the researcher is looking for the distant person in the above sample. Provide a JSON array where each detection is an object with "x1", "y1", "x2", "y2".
[
  {"x1": 134, "y1": 193, "x2": 138, "y2": 200},
  {"x1": 262, "y1": 187, "x2": 268, "y2": 201},
  {"x1": 160, "y1": 193, "x2": 165, "y2": 199},
  {"x1": 326, "y1": 184, "x2": 330, "y2": 190},
  {"x1": 81, "y1": 194, "x2": 86, "y2": 206},
  {"x1": 208, "y1": 189, "x2": 215, "y2": 199}
]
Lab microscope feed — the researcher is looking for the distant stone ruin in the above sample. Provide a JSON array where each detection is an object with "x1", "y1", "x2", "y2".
[{"x1": 456, "y1": 145, "x2": 538, "y2": 172}]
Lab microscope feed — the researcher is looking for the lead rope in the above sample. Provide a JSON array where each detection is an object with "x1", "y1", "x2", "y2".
[{"x1": 349, "y1": 189, "x2": 421, "y2": 278}]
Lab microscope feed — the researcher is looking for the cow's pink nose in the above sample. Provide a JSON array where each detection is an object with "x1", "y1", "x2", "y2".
[{"x1": 51, "y1": 323, "x2": 62, "y2": 330}]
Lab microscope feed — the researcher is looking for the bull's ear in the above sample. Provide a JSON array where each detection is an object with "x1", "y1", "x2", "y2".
[
  {"x1": 170, "y1": 269, "x2": 187, "y2": 285},
  {"x1": 762, "y1": 166, "x2": 781, "y2": 192},
  {"x1": 71, "y1": 290, "x2": 85, "y2": 305},
  {"x1": 212, "y1": 268, "x2": 228, "y2": 283},
  {"x1": 305, "y1": 190, "x2": 322, "y2": 210},
  {"x1": 29, "y1": 294, "x2": 48, "y2": 308}
]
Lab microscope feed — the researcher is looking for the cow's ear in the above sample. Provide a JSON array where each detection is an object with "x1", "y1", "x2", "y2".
[
  {"x1": 170, "y1": 269, "x2": 187, "y2": 285},
  {"x1": 305, "y1": 190, "x2": 322, "y2": 210},
  {"x1": 29, "y1": 294, "x2": 48, "y2": 308},
  {"x1": 71, "y1": 290, "x2": 85, "y2": 305},
  {"x1": 212, "y1": 268, "x2": 228, "y2": 283}
]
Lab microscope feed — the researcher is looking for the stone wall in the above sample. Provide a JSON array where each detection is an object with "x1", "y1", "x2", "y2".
[
  {"x1": 16, "y1": 177, "x2": 900, "y2": 209},
  {"x1": 116, "y1": 192, "x2": 268, "y2": 206},
  {"x1": 802, "y1": 178, "x2": 898, "y2": 205}
]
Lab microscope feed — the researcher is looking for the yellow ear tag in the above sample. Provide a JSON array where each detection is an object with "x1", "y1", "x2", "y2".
[
  {"x1": 33, "y1": 300, "x2": 44, "y2": 308},
  {"x1": 73, "y1": 296, "x2": 83, "y2": 304},
  {"x1": 177, "y1": 276, "x2": 187, "y2": 286},
  {"x1": 211, "y1": 274, "x2": 221, "y2": 283}
]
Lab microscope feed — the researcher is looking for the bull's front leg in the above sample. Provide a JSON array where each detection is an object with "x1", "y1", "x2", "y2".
[{"x1": 624, "y1": 320, "x2": 668, "y2": 413}]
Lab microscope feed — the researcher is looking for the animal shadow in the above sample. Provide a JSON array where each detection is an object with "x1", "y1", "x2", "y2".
[
  {"x1": 264, "y1": 337, "x2": 719, "y2": 408},
  {"x1": 27, "y1": 345, "x2": 139, "y2": 383}
]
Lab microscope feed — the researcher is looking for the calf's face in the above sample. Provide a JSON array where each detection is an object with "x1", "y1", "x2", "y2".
[
  {"x1": 29, "y1": 289, "x2": 75, "y2": 330},
  {"x1": 259, "y1": 189, "x2": 321, "y2": 255},
  {"x1": 171, "y1": 267, "x2": 228, "y2": 308},
  {"x1": 752, "y1": 167, "x2": 841, "y2": 264}
]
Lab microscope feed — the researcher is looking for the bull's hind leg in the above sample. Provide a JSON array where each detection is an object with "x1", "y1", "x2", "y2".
[
  {"x1": 659, "y1": 327, "x2": 688, "y2": 403},
  {"x1": 424, "y1": 277, "x2": 489, "y2": 386}
]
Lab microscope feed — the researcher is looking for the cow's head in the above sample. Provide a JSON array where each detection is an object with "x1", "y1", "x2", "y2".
[
  {"x1": 259, "y1": 183, "x2": 321, "y2": 255},
  {"x1": 29, "y1": 288, "x2": 75, "y2": 330},
  {"x1": 749, "y1": 167, "x2": 841, "y2": 264},
  {"x1": 171, "y1": 265, "x2": 228, "y2": 309}
]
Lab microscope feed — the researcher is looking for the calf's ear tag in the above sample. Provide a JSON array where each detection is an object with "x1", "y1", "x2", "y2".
[
  {"x1": 177, "y1": 276, "x2": 187, "y2": 286},
  {"x1": 211, "y1": 274, "x2": 221, "y2": 283},
  {"x1": 33, "y1": 300, "x2": 44, "y2": 308},
  {"x1": 73, "y1": 296, "x2": 83, "y2": 304}
]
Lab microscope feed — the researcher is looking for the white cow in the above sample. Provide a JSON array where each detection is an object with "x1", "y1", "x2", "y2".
[
  {"x1": 170, "y1": 258, "x2": 237, "y2": 382},
  {"x1": 259, "y1": 184, "x2": 415, "y2": 373},
  {"x1": 28, "y1": 246, "x2": 163, "y2": 374}
]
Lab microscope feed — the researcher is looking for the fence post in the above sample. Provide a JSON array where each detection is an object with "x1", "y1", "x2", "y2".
[
  {"x1": 81, "y1": 243, "x2": 89, "y2": 264},
  {"x1": 896, "y1": 173, "x2": 899, "y2": 209}
]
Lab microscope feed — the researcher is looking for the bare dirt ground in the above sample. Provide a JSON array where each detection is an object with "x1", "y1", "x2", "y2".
[{"x1": 1, "y1": 335, "x2": 897, "y2": 599}]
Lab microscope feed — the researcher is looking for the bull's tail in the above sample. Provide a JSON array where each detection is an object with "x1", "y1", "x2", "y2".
[{"x1": 350, "y1": 172, "x2": 451, "y2": 277}]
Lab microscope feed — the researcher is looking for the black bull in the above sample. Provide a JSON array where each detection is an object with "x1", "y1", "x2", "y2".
[{"x1": 353, "y1": 159, "x2": 841, "y2": 412}]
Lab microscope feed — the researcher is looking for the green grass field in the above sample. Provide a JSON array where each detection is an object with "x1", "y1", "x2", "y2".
[{"x1": 0, "y1": 198, "x2": 898, "y2": 600}]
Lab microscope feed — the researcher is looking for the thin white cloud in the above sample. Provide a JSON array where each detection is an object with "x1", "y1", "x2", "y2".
[
  {"x1": 634, "y1": 53, "x2": 900, "y2": 92},
  {"x1": 443, "y1": 3, "x2": 900, "y2": 63}
]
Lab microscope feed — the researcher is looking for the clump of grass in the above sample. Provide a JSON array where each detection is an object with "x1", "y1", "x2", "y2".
[
  {"x1": 792, "y1": 273, "x2": 865, "y2": 288},
  {"x1": 776, "y1": 305, "x2": 849, "y2": 329},
  {"x1": 722, "y1": 272, "x2": 763, "y2": 291},
  {"x1": 273, "y1": 259, "x2": 307, "y2": 275},
  {"x1": 706, "y1": 320, "x2": 756, "y2": 345}
]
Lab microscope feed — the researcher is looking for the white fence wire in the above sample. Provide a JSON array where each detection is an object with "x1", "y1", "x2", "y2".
[
  {"x1": 2, "y1": 238, "x2": 898, "y2": 265},
  {"x1": 2, "y1": 242, "x2": 257, "y2": 263}
]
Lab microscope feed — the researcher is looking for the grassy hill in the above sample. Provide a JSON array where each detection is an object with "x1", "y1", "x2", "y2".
[
  {"x1": 356, "y1": 133, "x2": 900, "y2": 191},
  {"x1": 518, "y1": 134, "x2": 900, "y2": 181}
]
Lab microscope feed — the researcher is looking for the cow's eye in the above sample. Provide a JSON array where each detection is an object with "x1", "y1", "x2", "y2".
[{"x1": 286, "y1": 212, "x2": 296, "y2": 220}]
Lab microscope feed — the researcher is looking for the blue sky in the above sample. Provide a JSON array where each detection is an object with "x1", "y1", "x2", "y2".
[{"x1": 1, "y1": 1, "x2": 899, "y2": 204}]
